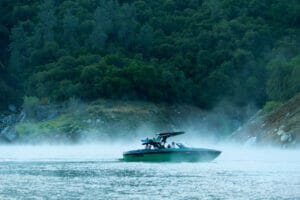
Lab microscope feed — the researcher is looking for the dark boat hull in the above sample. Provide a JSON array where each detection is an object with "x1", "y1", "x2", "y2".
[{"x1": 122, "y1": 148, "x2": 221, "y2": 162}]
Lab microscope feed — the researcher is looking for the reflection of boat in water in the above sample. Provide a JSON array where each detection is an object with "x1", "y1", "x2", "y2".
[{"x1": 122, "y1": 131, "x2": 221, "y2": 162}]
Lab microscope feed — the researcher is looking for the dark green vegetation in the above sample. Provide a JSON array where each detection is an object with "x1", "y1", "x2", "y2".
[{"x1": 0, "y1": 0, "x2": 299, "y2": 110}]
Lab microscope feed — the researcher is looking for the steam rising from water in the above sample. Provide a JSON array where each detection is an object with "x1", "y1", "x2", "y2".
[
  {"x1": 0, "y1": 144, "x2": 127, "y2": 162},
  {"x1": 0, "y1": 143, "x2": 299, "y2": 163}
]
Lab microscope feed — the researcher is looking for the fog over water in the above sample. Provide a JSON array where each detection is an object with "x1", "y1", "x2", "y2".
[
  {"x1": 0, "y1": 143, "x2": 299, "y2": 199},
  {"x1": 0, "y1": 143, "x2": 299, "y2": 162}
]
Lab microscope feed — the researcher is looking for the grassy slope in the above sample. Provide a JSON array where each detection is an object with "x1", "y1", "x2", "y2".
[{"x1": 14, "y1": 99, "x2": 207, "y2": 143}]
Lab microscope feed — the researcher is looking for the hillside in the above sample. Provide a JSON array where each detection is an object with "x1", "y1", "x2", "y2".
[
  {"x1": 230, "y1": 93, "x2": 300, "y2": 147},
  {"x1": 0, "y1": 98, "x2": 256, "y2": 144},
  {"x1": 1, "y1": 0, "x2": 300, "y2": 111},
  {"x1": 0, "y1": 0, "x2": 299, "y2": 145}
]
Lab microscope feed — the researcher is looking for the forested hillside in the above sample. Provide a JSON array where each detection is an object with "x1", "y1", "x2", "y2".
[{"x1": 0, "y1": 0, "x2": 299, "y2": 110}]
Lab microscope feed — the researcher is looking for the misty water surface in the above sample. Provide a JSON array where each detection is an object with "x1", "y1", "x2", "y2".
[{"x1": 0, "y1": 145, "x2": 299, "y2": 200}]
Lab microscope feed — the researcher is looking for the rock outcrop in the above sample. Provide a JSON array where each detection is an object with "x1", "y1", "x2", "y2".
[
  {"x1": 0, "y1": 111, "x2": 26, "y2": 142},
  {"x1": 230, "y1": 93, "x2": 300, "y2": 147}
]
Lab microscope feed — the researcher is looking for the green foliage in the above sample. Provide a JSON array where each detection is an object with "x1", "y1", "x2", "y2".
[
  {"x1": 266, "y1": 55, "x2": 300, "y2": 102},
  {"x1": 13, "y1": 5, "x2": 36, "y2": 22},
  {"x1": 15, "y1": 114, "x2": 84, "y2": 141},
  {"x1": 289, "y1": 56, "x2": 300, "y2": 96},
  {"x1": 22, "y1": 96, "x2": 40, "y2": 118},
  {"x1": 0, "y1": 0, "x2": 300, "y2": 110},
  {"x1": 0, "y1": 79, "x2": 19, "y2": 110},
  {"x1": 262, "y1": 101, "x2": 282, "y2": 114},
  {"x1": 30, "y1": 42, "x2": 59, "y2": 66}
]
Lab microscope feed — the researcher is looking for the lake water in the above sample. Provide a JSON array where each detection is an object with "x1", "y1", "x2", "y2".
[{"x1": 0, "y1": 145, "x2": 299, "y2": 200}]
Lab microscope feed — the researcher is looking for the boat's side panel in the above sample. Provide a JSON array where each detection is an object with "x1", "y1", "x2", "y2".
[{"x1": 123, "y1": 149, "x2": 221, "y2": 162}]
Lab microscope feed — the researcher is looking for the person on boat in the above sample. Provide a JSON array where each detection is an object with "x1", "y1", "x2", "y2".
[
  {"x1": 171, "y1": 142, "x2": 176, "y2": 148},
  {"x1": 167, "y1": 144, "x2": 171, "y2": 148}
]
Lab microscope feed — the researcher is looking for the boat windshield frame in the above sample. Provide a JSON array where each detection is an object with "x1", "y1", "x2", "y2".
[{"x1": 141, "y1": 131, "x2": 185, "y2": 149}]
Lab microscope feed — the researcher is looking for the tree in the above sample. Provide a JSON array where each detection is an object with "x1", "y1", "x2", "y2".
[
  {"x1": 62, "y1": 10, "x2": 79, "y2": 49},
  {"x1": 289, "y1": 56, "x2": 300, "y2": 97},
  {"x1": 86, "y1": 6, "x2": 110, "y2": 49},
  {"x1": 9, "y1": 24, "x2": 28, "y2": 72},
  {"x1": 137, "y1": 23, "x2": 154, "y2": 55},
  {"x1": 117, "y1": 3, "x2": 137, "y2": 50},
  {"x1": 266, "y1": 59, "x2": 291, "y2": 101},
  {"x1": 33, "y1": 0, "x2": 57, "y2": 48}
]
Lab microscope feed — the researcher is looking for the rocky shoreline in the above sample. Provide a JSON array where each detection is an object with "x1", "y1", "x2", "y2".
[
  {"x1": 2, "y1": 94, "x2": 298, "y2": 147},
  {"x1": 0, "y1": 110, "x2": 25, "y2": 142},
  {"x1": 0, "y1": 99, "x2": 252, "y2": 144},
  {"x1": 230, "y1": 94, "x2": 300, "y2": 148},
  {"x1": 0, "y1": 102, "x2": 62, "y2": 143}
]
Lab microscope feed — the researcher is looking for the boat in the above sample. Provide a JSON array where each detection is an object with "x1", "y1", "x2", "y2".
[{"x1": 122, "y1": 131, "x2": 221, "y2": 162}]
